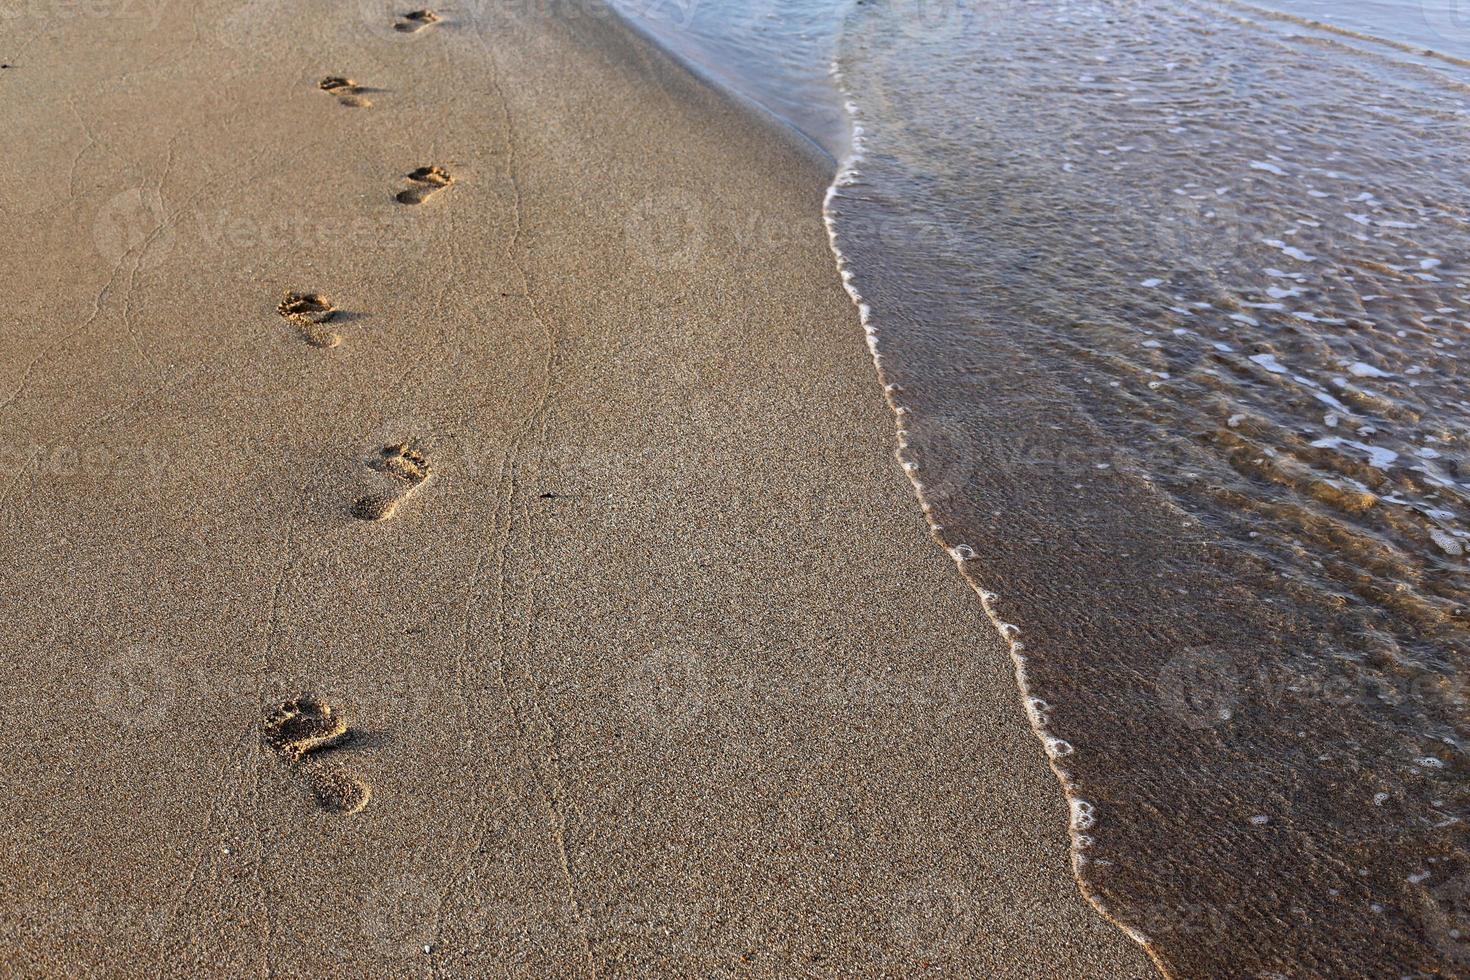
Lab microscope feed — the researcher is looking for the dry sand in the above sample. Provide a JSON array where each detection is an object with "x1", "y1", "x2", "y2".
[{"x1": 0, "y1": 0, "x2": 1155, "y2": 974}]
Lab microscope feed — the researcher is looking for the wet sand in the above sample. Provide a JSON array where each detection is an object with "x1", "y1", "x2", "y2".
[{"x1": 0, "y1": 0, "x2": 1153, "y2": 974}]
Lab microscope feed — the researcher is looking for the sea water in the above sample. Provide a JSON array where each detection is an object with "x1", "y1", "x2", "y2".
[{"x1": 610, "y1": 0, "x2": 1470, "y2": 972}]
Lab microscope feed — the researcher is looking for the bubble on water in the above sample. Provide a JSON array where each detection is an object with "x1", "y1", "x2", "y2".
[
  {"x1": 1071, "y1": 799, "x2": 1097, "y2": 832},
  {"x1": 1429, "y1": 530, "x2": 1463, "y2": 556},
  {"x1": 1026, "y1": 697, "x2": 1052, "y2": 727},
  {"x1": 1045, "y1": 736, "x2": 1075, "y2": 759}
]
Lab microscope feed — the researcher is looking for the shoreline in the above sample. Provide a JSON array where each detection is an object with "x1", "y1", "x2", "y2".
[{"x1": 0, "y1": 0, "x2": 1153, "y2": 975}]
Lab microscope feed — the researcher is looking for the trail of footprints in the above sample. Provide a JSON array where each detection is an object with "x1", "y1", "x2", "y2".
[{"x1": 260, "y1": 8, "x2": 449, "y2": 816}]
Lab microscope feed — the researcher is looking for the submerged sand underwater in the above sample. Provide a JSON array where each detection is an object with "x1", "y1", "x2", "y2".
[{"x1": 826, "y1": 0, "x2": 1469, "y2": 973}]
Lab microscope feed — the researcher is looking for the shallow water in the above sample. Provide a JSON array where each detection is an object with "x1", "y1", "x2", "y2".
[
  {"x1": 603, "y1": 0, "x2": 849, "y2": 157},
  {"x1": 1250, "y1": 0, "x2": 1470, "y2": 61},
  {"x1": 610, "y1": 0, "x2": 1470, "y2": 973}
]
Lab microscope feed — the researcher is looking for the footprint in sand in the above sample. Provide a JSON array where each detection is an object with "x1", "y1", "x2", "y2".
[
  {"x1": 394, "y1": 166, "x2": 453, "y2": 206},
  {"x1": 262, "y1": 695, "x2": 350, "y2": 761},
  {"x1": 319, "y1": 76, "x2": 373, "y2": 108},
  {"x1": 277, "y1": 291, "x2": 342, "y2": 348},
  {"x1": 307, "y1": 766, "x2": 373, "y2": 814},
  {"x1": 393, "y1": 8, "x2": 439, "y2": 33},
  {"x1": 352, "y1": 442, "x2": 432, "y2": 521},
  {"x1": 262, "y1": 696, "x2": 373, "y2": 814}
]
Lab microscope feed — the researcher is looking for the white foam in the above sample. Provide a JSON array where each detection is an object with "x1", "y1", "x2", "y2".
[
  {"x1": 1309, "y1": 436, "x2": 1399, "y2": 470},
  {"x1": 1429, "y1": 529, "x2": 1463, "y2": 556},
  {"x1": 822, "y1": 56, "x2": 1120, "y2": 955},
  {"x1": 1263, "y1": 239, "x2": 1317, "y2": 262},
  {"x1": 1044, "y1": 736, "x2": 1075, "y2": 759},
  {"x1": 1070, "y1": 799, "x2": 1097, "y2": 832}
]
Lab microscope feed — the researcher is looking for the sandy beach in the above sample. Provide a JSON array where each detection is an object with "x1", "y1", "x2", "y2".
[{"x1": 0, "y1": 0, "x2": 1156, "y2": 974}]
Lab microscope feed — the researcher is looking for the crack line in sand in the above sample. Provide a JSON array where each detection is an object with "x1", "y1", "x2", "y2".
[
  {"x1": 0, "y1": 144, "x2": 251, "y2": 419},
  {"x1": 485, "y1": 66, "x2": 599, "y2": 980},
  {"x1": 251, "y1": 525, "x2": 301, "y2": 974},
  {"x1": 423, "y1": 31, "x2": 596, "y2": 978}
]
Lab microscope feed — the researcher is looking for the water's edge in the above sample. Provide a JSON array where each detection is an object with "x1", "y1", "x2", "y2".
[
  {"x1": 819, "y1": 50, "x2": 1170, "y2": 974},
  {"x1": 593, "y1": 1, "x2": 1469, "y2": 974},
  {"x1": 596, "y1": 0, "x2": 1163, "y2": 967}
]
